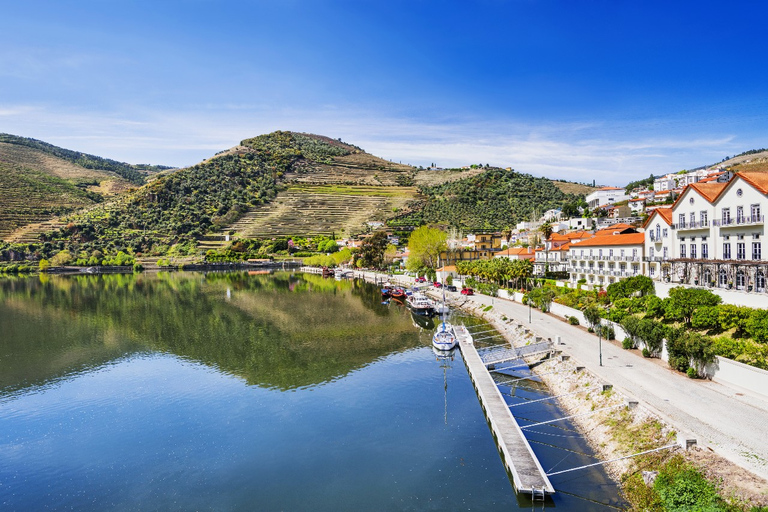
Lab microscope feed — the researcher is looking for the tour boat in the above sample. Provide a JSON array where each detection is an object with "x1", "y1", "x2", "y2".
[{"x1": 406, "y1": 292, "x2": 435, "y2": 316}]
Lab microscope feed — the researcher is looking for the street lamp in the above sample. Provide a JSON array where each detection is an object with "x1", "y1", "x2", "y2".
[{"x1": 528, "y1": 300, "x2": 532, "y2": 323}]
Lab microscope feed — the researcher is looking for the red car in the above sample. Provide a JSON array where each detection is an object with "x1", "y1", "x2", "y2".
[
  {"x1": 415, "y1": 277, "x2": 427, "y2": 283},
  {"x1": 460, "y1": 288, "x2": 474, "y2": 296},
  {"x1": 433, "y1": 282, "x2": 442, "y2": 288}
]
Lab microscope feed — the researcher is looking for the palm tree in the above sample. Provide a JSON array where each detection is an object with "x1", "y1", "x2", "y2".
[{"x1": 539, "y1": 221, "x2": 554, "y2": 275}]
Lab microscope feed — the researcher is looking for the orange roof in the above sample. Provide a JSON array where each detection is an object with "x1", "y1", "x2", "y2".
[
  {"x1": 495, "y1": 247, "x2": 534, "y2": 257},
  {"x1": 574, "y1": 233, "x2": 645, "y2": 247},
  {"x1": 737, "y1": 171, "x2": 768, "y2": 195},
  {"x1": 642, "y1": 207, "x2": 673, "y2": 228},
  {"x1": 594, "y1": 223, "x2": 635, "y2": 235},
  {"x1": 437, "y1": 265, "x2": 456, "y2": 272},
  {"x1": 550, "y1": 242, "x2": 571, "y2": 251},
  {"x1": 597, "y1": 186, "x2": 623, "y2": 191}
]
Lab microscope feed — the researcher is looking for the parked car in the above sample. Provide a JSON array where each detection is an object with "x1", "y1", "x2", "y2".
[
  {"x1": 460, "y1": 288, "x2": 474, "y2": 296},
  {"x1": 445, "y1": 285, "x2": 458, "y2": 292},
  {"x1": 433, "y1": 282, "x2": 442, "y2": 288},
  {"x1": 415, "y1": 277, "x2": 427, "y2": 283}
]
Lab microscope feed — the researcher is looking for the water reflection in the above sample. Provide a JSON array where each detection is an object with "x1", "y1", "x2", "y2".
[{"x1": 0, "y1": 272, "x2": 419, "y2": 394}]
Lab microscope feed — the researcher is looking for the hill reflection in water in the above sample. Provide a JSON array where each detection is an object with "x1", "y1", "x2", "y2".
[{"x1": 0, "y1": 272, "x2": 420, "y2": 394}]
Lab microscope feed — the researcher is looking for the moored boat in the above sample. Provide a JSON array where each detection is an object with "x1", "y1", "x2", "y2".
[
  {"x1": 390, "y1": 287, "x2": 406, "y2": 300},
  {"x1": 406, "y1": 292, "x2": 435, "y2": 316},
  {"x1": 432, "y1": 321, "x2": 457, "y2": 351}
]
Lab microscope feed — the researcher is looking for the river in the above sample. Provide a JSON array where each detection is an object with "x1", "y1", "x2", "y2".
[{"x1": 0, "y1": 272, "x2": 623, "y2": 510}]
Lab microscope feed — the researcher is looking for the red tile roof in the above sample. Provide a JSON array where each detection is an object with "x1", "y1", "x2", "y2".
[{"x1": 574, "y1": 233, "x2": 645, "y2": 247}]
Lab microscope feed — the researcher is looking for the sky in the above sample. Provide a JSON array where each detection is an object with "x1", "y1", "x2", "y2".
[{"x1": 1, "y1": 0, "x2": 767, "y2": 185}]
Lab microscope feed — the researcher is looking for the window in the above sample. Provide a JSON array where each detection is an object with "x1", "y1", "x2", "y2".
[
  {"x1": 663, "y1": 228, "x2": 668, "y2": 238},
  {"x1": 737, "y1": 270, "x2": 746, "y2": 290},
  {"x1": 758, "y1": 270, "x2": 766, "y2": 292},
  {"x1": 632, "y1": 248, "x2": 638, "y2": 258},
  {"x1": 680, "y1": 245, "x2": 686, "y2": 258},
  {"x1": 690, "y1": 244, "x2": 697, "y2": 259},
  {"x1": 752, "y1": 204, "x2": 762, "y2": 221},
  {"x1": 737, "y1": 206, "x2": 745, "y2": 223},
  {"x1": 737, "y1": 243, "x2": 746, "y2": 260},
  {"x1": 650, "y1": 265, "x2": 656, "y2": 276},
  {"x1": 753, "y1": 242, "x2": 762, "y2": 260},
  {"x1": 620, "y1": 249, "x2": 625, "y2": 258},
  {"x1": 690, "y1": 212, "x2": 696, "y2": 226},
  {"x1": 598, "y1": 249, "x2": 603, "y2": 258},
  {"x1": 649, "y1": 247, "x2": 654, "y2": 259},
  {"x1": 722, "y1": 208, "x2": 731, "y2": 225},
  {"x1": 719, "y1": 268, "x2": 728, "y2": 286},
  {"x1": 723, "y1": 243, "x2": 731, "y2": 259},
  {"x1": 609, "y1": 249, "x2": 614, "y2": 257},
  {"x1": 702, "y1": 243, "x2": 708, "y2": 259},
  {"x1": 663, "y1": 247, "x2": 669, "y2": 259},
  {"x1": 655, "y1": 225, "x2": 661, "y2": 240},
  {"x1": 678, "y1": 213, "x2": 686, "y2": 228}
]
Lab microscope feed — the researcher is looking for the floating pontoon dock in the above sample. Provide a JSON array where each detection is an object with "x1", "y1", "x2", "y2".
[{"x1": 457, "y1": 328, "x2": 555, "y2": 499}]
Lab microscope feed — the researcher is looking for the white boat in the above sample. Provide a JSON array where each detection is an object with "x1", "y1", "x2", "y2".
[
  {"x1": 432, "y1": 321, "x2": 457, "y2": 351},
  {"x1": 407, "y1": 292, "x2": 435, "y2": 316}
]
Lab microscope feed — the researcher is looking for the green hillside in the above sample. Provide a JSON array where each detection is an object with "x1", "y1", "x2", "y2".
[
  {"x1": 390, "y1": 167, "x2": 582, "y2": 230},
  {"x1": 0, "y1": 134, "x2": 172, "y2": 185},
  {"x1": 0, "y1": 161, "x2": 97, "y2": 240}
]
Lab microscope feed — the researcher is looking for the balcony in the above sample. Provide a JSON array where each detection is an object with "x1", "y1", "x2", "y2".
[
  {"x1": 714, "y1": 215, "x2": 764, "y2": 227},
  {"x1": 672, "y1": 220, "x2": 709, "y2": 230}
]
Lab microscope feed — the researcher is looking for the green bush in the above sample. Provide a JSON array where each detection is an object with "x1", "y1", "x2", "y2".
[
  {"x1": 654, "y1": 458, "x2": 724, "y2": 511},
  {"x1": 568, "y1": 316, "x2": 579, "y2": 325},
  {"x1": 691, "y1": 305, "x2": 720, "y2": 331},
  {"x1": 746, "y1": 309, "x2": 768, "y2": 343},
  {"x1": 622, "y1": 338, "x2": 635, "y2": 349}
]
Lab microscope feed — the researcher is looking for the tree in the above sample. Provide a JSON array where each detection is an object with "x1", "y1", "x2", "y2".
[
  {"x1": 359, "y1": 231, "x2": 388, "y2": 269},
  {"x1": 583, "y1": 304, "x2": 602, "y2": 330},
  {"x1": 665, "y1": 287, "x2": 721, "y2": 325},
  {"x1": 51, "y1": 250, "x2": 73, "y2": 267},
  {"x1": 406, "y1": 226, "x2": 447, "y2": 271},
  {"x1": 383, "y1": 244, "x2": 398, "y2": 267}
]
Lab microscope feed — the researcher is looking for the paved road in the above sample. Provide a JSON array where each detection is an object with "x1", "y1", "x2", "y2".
[{"x1": 358, "y1": 272, "x2": 768, "y2": 480}]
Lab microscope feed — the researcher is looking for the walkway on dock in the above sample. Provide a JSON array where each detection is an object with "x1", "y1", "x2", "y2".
[{"x1": 458, "y1": 332, "x2": 555, "y2": 497}]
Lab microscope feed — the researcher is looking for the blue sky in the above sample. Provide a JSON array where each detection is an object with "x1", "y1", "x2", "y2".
[{"x1": 1, "y1": 0, "x2": 766, "y2": 185}]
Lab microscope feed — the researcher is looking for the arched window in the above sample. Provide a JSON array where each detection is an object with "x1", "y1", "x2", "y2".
[
  {"x1": 719, "y1": 268, "x2": 728, "y2": 286},
  {"x1": 757, "y1": 270, "x2": 766, "y2": 292},
  {"x1": 703, "y1": 268, "x2": 711, "y2": 285}
]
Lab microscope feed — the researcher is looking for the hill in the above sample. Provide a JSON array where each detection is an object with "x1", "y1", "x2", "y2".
[
  {"x1": 0, "y1": 134, "x2": 172, "y2": 184},
  {"x1": 390, "y1": 167, "x2": 584, "y2": 231},
  {"x1": 0, "y1": 134, "x2": 175, "y2": 241},
  {"x1": 1, "y1": 131, "x2": 592, "y2": 262},
  {"x1": 0, "y1": 160, "x2": 98, "y2": 240}
]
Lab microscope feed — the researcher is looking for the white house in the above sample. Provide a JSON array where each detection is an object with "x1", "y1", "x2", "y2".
[
  {"x1": 585, "y1": 187, "x2": 630, "y2": 209},
  {"x1": 653, "y1": 171, "x2": 768, "y2": 293},
  {"x1": 569, "y1": 230, "x2": 645, "y2": 288}
]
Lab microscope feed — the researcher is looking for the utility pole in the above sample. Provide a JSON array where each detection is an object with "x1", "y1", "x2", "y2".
[{"x1": 598, "y1": 321, "x2": 603, "y2": 366}]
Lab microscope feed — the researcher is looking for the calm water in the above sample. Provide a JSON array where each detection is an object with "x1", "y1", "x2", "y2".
[{"x1": 0, "y1": 272, "x2": 622, "y2": 510}]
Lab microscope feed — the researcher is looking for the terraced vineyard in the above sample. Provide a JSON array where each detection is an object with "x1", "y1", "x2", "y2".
[
  {"x1": 285, "y1": 152, "x2": 416, "y2": 186},
  {"x1": 0, "y1": 162, "x2": 96, "y2": 240},
  {"x1": 226, "y1": 185, "x2": 420, "y2": 237}
]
